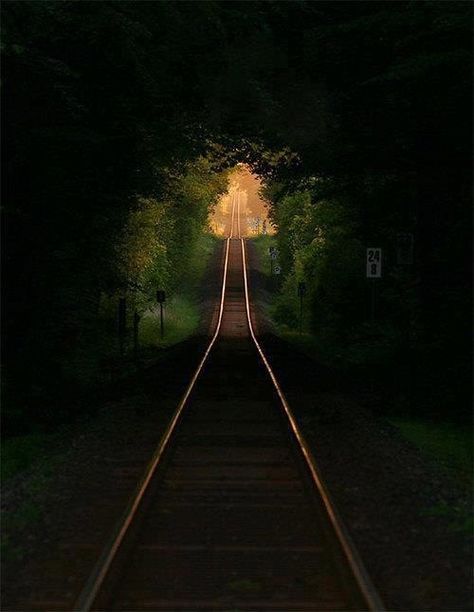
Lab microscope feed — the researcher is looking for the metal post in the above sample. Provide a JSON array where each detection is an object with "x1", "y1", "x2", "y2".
[
  {"x1": 156, "y1": 290, "x2": 166, "y2": 341},
  {"x1": 299, "y1": 294, "x2": 303, "y2": 333},
  {"x1": 160, "y1": 302, "x2": 164, "y2": 339},
  {"x1": 118, "y1": 297, "x2": 126, "y2": 356},
  {"x1": 133, "y1": 310, "x2": 140, "y2": 358}
]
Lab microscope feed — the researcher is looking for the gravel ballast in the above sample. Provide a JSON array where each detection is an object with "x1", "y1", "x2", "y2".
[
  {"x1": 248, "y1": 240, "x2": 473, "y2": 611},
  {"x1": 2, "y1": 238, "x2": 472, "y2": 611}
]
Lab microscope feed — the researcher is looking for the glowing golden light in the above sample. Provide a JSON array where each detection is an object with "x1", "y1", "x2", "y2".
[{"x1": 210, "y1": 166, "x2": 274, "y2": 237}]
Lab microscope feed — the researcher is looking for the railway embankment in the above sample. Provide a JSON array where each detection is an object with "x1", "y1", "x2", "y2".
[
  {"x1": 247, "y1": 239, "x2": 473, "y2": 611},
  {"x1": 1, "y1": 241, "x2": 225, "y2": 609},
  {"x1": 1, "y1": 235, "x2": 471, "y2": 610}
]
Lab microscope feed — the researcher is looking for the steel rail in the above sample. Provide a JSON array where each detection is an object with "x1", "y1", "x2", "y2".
[
  {"x1": 237, "y1": 188, "x2": 242, "y2": 238},
  {"x1": 240, "y1": 236, "x2": 385, "y2": 612},
  {"x1": 74, "y1": 206, "x2": 236, "y2": 611},
  {"x1": 230, "y1": 189, "x2": 236, "y2": 238},
  {"x1": 75, "y1": 190, "x2": 384, "y2": 611}
]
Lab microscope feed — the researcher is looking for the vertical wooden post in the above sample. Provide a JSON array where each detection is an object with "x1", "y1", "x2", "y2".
[
  {"x1": 133, "y1": 310, "x2": 140, "y2": 358},
  {"x1": 118, "y1": 297, "x2": 126, "y2": 356},
  {"x1": 299, "y1": 294, "x2": 303, "y2": 333},
  {"x1": 160, "y1": 302, "x2": 164, "y2": 339},
  {"x1": 297, "y1": 282, "x2": 306, "y2": 334},
  {"x1": 156, "y1": 290, "x2": 166, "y2": 342}
]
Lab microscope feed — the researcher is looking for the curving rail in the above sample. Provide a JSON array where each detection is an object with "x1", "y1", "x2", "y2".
[{"x1": 74, "y1": 189, "x2": 384, "y2": 611}]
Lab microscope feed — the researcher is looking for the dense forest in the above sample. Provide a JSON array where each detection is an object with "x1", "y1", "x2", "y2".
[{"x1": 2, "y1": 1, "x2": 472, "y2": 433}]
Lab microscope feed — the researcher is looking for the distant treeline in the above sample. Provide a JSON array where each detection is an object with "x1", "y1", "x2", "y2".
[{"x1": 2, "y1": 1, "x2": 472, "y2": 429}]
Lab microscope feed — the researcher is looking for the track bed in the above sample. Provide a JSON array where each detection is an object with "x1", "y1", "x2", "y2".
[{"x1": 76, "y1": 194, "x2": 380, "y2": 610}]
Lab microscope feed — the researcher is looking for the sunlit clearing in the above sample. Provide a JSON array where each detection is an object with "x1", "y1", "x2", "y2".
[{"x1": 209, "y1": 165, "x2": 274, "y2": 237}]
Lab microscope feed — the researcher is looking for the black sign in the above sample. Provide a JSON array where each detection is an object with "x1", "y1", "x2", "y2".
[
  {"x1": 156, "y1": 290, "x2": 166, "y2": 303},
  {"x1": 298, "y1": 282, "x2": 307, "y2": 297}
]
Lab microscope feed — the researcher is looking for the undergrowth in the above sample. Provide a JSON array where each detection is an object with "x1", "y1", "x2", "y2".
[
  {"x1": 250, "y1": 234, "x2": 473, "y2": 495},
  {"x1": 389, "y1": 418, "x2": 472, "y2": 489}
]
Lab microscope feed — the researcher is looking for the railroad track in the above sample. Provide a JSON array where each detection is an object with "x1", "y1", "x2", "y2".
[{"x1": 75, "y1": 191, "x2": 384, "y2": 611}]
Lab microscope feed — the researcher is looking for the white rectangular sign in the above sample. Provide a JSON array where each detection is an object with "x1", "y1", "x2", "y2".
[{"x1": 366, "y1": 248, "x2": 382, "y2": 278}]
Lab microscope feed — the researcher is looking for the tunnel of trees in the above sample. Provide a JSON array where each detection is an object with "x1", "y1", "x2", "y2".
[{"x1": 2, "y1": 1, "x2": 472, "y2": 434}]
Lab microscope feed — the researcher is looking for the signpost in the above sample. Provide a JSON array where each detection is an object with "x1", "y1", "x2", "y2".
[
  {"x1": 269, "y1": 246, "x2": 278, "y2": 275},
  {"x1": 156, "y1": 290, "x2": 166, "y2": 339},
  {"x1": 366, "y1": 248, "x2": 382, "y2": 321},
  {"x1": 133, "y1": 310, "x2": 140, "y2": 358},
  {"x1": 366, "y1": 248, "x2": 382, "y2": 278},
  {"x1": 118, "y1": 297, "x2": 126, "y2": 355},
  {"x1": 297, "y1": 282, "x2": 306, "y2": 333}
]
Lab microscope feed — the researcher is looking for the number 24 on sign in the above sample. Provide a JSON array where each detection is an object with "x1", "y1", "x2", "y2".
[{"x1": 366, "y1": 248, "x2": 382, "y2": 278}]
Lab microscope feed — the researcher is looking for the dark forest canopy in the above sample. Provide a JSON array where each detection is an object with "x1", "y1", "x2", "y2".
[{"x1": 1, "y1": 1, "x2": 472, "y2": 430}]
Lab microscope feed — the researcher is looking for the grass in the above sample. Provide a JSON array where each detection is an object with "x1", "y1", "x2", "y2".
[
  {"x1": 139, "y1": 232, "x2": 218, "y2": 349},
  {"x1": 2, "y1": 233, "x2": 219, "y2": 480},
  {"x1": 389, "y1": 418, "x2": 472, "y2": 486},
  {"x1": 391, "y1": 418, "x2": 474, "y2": 535},
  {"x1": 1, "y1": 432, "x2": 62, "y2": 481},
  {"x1": 1, "y1": 472, "x2": 56, "y2": 561},
  {"x1": 421, "y1": 501, "x2": 473, "y2": 535},
  {"x1": 390, "y1": 418, "x2": 472, "y2": 534},
  {"x1": 187, "y1": 232, "x2": 219, "y2": 282},
  {"x1": 249, "y1": 234, "x2": 293, "y2": 329},
  {"x1": 2, "y1": 237, "x2": 221, "y2": 564},
  {"x1": 251, "y1": 234, "x2": 278, "y2": 277},
  {"x1": 251, "y1": 234, "x2": 322, "y2": 335},
  {"x1": 139, "y1": 295, "x2": 200, "y2": 348},
  {"x1": 1, "y1": 432, "x2": 67, "y2": 561},
  {"x1": 250, "y1": 235, "x2": 473, "y2": 530},
  {"x1": 276, "y1": 328, "x2": 325, "y2": 356}
]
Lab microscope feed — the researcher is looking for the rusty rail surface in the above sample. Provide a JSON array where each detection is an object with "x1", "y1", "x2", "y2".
[{"x1": 74, "y1": 191, "x2": 384, "y2": 611}]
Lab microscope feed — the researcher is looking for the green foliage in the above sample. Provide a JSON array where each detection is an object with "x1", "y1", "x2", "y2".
[
  {"x1": 264, "y1": 173, "x2": 470, "y2": 418},
  {"x1": 390, "y1": 419, "x2": 473, "y2": 485},
  {"x1": 2, "y1": 149, "x2": 227, "y2": 434},
  {"x1": 1, "y1": 431, "x2": 66, "y2": 563},
  {"x1": 163, "y1": 158, "x2": 230, "y2": 287},
  {"x1": 116, "y1": 158, "x2": 227, "y2": 311},
  {"x1": 392, "y1": 417, "x2": 473, "y2": 534},
  {"x1": 139, "y1": 296, "x2": 199, "y2": 349},
  {"x1": 251, "y1": 234, "x2": 277, "y2": 277},
  {"x1": 1, "y1": 434, "x2": 52, "y2": 481},
  {"x1": 117, "y1": 196, "x2": 173, "y2": 304},
  {"x1": 2, "y1": 1, "x2": 471, "y2": 431},
  {"x1": 422, "y1": 502, "x2": 473, "y2": 536},
  {"x1": 138, "y1": 232, "x2": 219, "y2": 349},
  {"x1": 270, "y1": 191, "x2": 364, "y2": 336}
]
